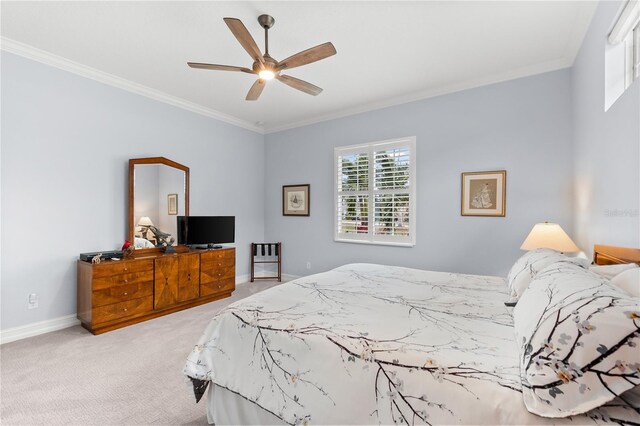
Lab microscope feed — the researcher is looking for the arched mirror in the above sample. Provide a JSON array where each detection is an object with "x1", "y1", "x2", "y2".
[{"x1": 128, "y1": 157, "x2": 189, "y2": 252}]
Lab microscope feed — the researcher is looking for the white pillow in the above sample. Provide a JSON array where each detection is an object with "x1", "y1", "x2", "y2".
[
  {"x1": 513, "y1": 262, "x2": 640, "y2": 417},
  {"x1": 506, "y1": 249, "x2": 588, "y2": 301},
  {"x1": 610, "y1": 267, "x2": 640, "y2": 297},
  {"x1": 134, "y1": 237, "x2": 155, "y2": 248},
  {"x1": 589, "y1": 263, "x2": 638, "y2": 280}
]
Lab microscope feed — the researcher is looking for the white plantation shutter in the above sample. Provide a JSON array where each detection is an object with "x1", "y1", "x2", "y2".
[
  {"x1": 336, "y1": 150, "x2": 369, "y2": 236},
  {"x1": 373, "y1": 145, "x2": 411, "y2": 238},
  {"x1": 335, "y1": 137, "x2": 416, "y2": 246}
]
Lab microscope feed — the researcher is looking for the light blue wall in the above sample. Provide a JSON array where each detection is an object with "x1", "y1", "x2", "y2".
[
  {"x1": 6, "y1": 6, "x2": 637, "y2": 332},
  {"x1": 264, "y1": 69, "x2": 575, "y2": 277},
  {"x1": 572, "y1": 1, "x2": 640, "y2": 254},
  {"x1": 1, "y1": 52, "x2": 265, "y2": 330}
]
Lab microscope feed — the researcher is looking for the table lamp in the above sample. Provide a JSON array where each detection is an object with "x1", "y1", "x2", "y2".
[
  {"x1": 520, "y1": 222, "x2": 580, "y2": 253},
  {"x1": 137, "y1": 217, "x2": 154, "y2": 240}
]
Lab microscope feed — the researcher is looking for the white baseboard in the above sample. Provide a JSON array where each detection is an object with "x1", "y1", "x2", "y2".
[
  {"x1": 1, "y1": 275, "x2": 303, "y2": 345},
  {"x1": 236, "y1": 274, "x2": 250, "y2": 284},
  {"x1": 0, "y1": 314, "x2": 80, "y2": 345},
  {"x1": 236, "y1": 273, "x2": 302, "y2": 283},
  {"x1": 282, "y1": 273, "x2": 302, "y2": 281}
]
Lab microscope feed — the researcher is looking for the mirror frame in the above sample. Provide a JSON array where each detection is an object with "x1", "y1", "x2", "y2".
[{"x1": 128, "y1": 157, "x2": 190, "y2": 254}]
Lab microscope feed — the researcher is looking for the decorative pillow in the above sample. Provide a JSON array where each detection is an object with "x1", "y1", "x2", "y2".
[
  {"x1": 506, "y1": 249, "x2": 588, "y2": 301},
  {"x1": 513, "y1": 262, "x2": 640, "y2": 417},
  {"x1": 610, "y1": 267, "x2": 640, "y2": 297},
  {"x1": 589, "y1": 263, "x2": 639, "y2": 280}
]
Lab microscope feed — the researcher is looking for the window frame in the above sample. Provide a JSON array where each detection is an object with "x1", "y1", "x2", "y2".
[
  {"x1": 623, "y1": 27, "x2": 636, "y2": 89},
  {"x1": 634, "y1": 23, "x2": 640, "y2": 80},
  {"x1": 334, "y1": 136, "x2": 417, "y2": 247},
  {"x1": 605, "y1": 0, "x2": 640, "y2": 110}
]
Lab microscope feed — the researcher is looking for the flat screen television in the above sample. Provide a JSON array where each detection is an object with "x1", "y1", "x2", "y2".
[{"x1": 177, "y1": 216, "x2": 235, "y2": 247}]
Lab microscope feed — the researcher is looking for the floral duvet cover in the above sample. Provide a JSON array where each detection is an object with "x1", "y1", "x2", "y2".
[{"x1": 184, "y1": 263, "x2": 639, "y2": 425}]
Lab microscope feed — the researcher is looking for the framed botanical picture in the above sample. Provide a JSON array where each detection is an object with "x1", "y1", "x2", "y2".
[
  {"x1": 283, "y1": 184, "x2": 310, "y2": 216},
  {"x1": 167, "y1": 193, "x2": 178, "y2": 215},
  {"x1": 461, "y1": 171, "x2": 506, "y2": 217}
]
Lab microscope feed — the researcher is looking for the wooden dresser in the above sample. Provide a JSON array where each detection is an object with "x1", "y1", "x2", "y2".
[{"x1": 77, "y1": 248, "x2": 235, "y2": 334}]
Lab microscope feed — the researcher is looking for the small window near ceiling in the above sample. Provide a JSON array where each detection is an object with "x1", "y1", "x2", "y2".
[
  {"x1": 634, "y1": 24, "x2": 640, "y2": 80},
  {"x1": 334, "y1": 137, "x2": 416, "y2": 247},
  {"x1": 605, "y1": 0, "x2": 640, "y2": 111}
]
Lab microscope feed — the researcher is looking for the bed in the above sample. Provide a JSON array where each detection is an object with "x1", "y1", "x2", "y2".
[{"x1": 184, "y1": 246, "x2": 640, "y2": 425}]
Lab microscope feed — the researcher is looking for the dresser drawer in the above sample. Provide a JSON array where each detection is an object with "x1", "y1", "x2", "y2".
[
  {"x1": 92, "y1": 296, "x2": 153, "y2": 324},
  {"x1": 201, "y1": 256, "x2": 235, "y2": 270},
  {"x1": 201, "y1": 264, "x2": 235, "y2": 284},
  {"x1": 201, "y1": 277, "x2": 235, "y2": 297},
  {"x1": 92, "y1": 270, "x2": 154, "y2": 291},
  {"x1": 200, "y1": 249, "x2": 235, "y2": 263},
  {"x1": 93, "y1": 282, "x2": 153, "y2": 308},
  {"x1": 92, "y1": 259, "x2": 154, "y2": 278}
]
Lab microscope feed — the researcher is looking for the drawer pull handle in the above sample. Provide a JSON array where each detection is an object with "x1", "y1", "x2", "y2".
[
  {"x1": 188, "y1": 273, "x2": 191, "y2": 281},
  {"x1": 123, "y1": 292, "x2": 128, "y2": 296},
  {"x1": 165, "y1": 277, "x2": 169, "y2": 286},
  {"x1": 124, "y1": 268, "x2": 128, "y2": 272},
  {"x1": 123, "y1": 280, "x2": 128, "y2": 283},
  {"x1": 123, "y1": 308, "x2": 128, "y2": 312}
]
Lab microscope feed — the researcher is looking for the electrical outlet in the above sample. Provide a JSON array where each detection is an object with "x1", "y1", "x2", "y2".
[
  {"x1": 306, "y1": 261, "x2": 311, "y2": 270},
  {"x1": 28, "y1": 293, "x2": 38, "y2": 309}
]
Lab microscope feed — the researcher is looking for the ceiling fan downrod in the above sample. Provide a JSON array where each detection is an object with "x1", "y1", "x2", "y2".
[{"x1": 258, "y1": 14, "x2": 275, "y2": 56}]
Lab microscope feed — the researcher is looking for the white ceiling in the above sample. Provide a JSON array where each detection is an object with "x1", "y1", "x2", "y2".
[{"x1": 1, "y1": 1, "x2": 597, "y2": 133}]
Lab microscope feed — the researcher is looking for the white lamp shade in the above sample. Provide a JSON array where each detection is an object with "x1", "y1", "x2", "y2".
[
  {"x1": 137, "y1": 216, "x2": 154, "y2": 227},
  {"x1": 520, "y1": 222, "x2": 580, "y2": 253}
]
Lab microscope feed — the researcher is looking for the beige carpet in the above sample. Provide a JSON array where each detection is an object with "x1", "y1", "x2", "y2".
[{"x1": 0, "y1": 280, "x2": 282, "y2": 425}]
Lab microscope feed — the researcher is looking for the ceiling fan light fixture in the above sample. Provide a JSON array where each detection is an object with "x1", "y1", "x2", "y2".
[
  {"x1": 188, "y1": 14, "x2": 337, "y2": 100},
  {"x1": 258, "y1": 69, "x2": 275, "y2": 80}
]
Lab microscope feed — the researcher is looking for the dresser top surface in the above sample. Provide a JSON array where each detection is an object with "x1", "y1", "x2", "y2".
[{"x1": 78, "y1": 247, "x2": 235, "y2": 266}]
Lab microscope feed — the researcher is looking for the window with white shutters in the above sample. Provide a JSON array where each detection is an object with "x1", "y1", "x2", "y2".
[
  {"x1": 605, "y1": 0, "x2": 640, "y2": 110},
  {"x1": 335, "y1": 137, "x2": 416, "y2": 246}
]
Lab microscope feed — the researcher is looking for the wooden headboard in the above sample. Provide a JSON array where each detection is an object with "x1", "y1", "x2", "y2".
[{"x1": 593, "y1": 245, "x2": 640, "y2": 265}]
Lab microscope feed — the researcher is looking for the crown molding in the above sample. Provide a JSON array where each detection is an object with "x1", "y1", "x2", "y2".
[
  {"x1": 264, "y1": 57, "x2": 573, "y2": 134},
  {"x1": 0, "y1": 37, "x2": 264, "y2": 134},
  {"x1": 2, "y1": 25, "x2": 588, "y2": 137},
  {"x1": 263, "y1": 2, "x2": 595, "y2": 134}
]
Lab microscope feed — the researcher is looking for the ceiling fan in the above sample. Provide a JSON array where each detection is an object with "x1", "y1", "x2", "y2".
[{"x1": 188, "y1": 15, "x2": 337, "y2": 101}]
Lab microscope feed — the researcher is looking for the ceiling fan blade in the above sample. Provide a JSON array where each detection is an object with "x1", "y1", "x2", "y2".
[
  {"x1": 223, "y1": 18, "x2": 265, "y2": 66},
  {"x1": 187, "y1": 62, "x2": 254, "y2": 74},
  {"x1": 276, "y1": 75, "x2": 323, "y2": 96},
  {"x1": 277, "y1": 42, "x2": 336, "y2": 71},
  {"x1": 246, "y1": 79, "x2": 266, "y2": 101}
]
